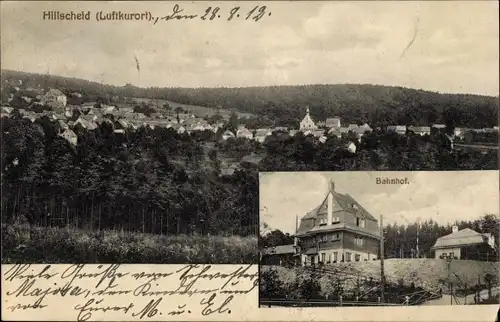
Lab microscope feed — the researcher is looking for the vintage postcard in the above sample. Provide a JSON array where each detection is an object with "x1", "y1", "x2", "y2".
[{"x1": 1, "y1": 0, "x2": 499, "y2": 321}]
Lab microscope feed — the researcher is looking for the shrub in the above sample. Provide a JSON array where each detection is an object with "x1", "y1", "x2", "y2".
[{"x1": 1, "y1": 224, "x2": 258, "y2": 264}]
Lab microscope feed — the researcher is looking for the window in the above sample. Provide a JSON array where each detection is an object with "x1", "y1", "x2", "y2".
[
  {"x1": 319, "y1": 218, "x2": 326, "y2": 226},
  {"x1": 360, "y1": 219, "x2": 365, "y2": 228},
  {"x1": 328, "y1": 254, "x2": 332, "y2": 263},
  {"x1": 321, "y1": 253, "x2": 326, "y2": 263},
  {"x1": 355, "y1": 236, "x2": 364, "y2": 246},
  {"x1": 356, "y1": 217, "x2": 360, "y2": 226},
  {"x1": 332, "y1": 216, "x2": 340, "y2": 224},
  {"x1": 333, "y1": 252, "x2": 338, "y2": 262},
  {"x1": 331, "y1": 233, "x2": 340, "y2": 241},
  {"x1": 355, "y1": 254, "x2": 360, "y2": 262},
  {"x1": 346, "y1": 252, "x2": 352, "y2": 262}
]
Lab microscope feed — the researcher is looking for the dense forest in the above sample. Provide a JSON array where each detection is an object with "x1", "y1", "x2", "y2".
[
  {"x1": 1, "y1": 116, "x2": 259, "y2": 236},
  {"x1": 2, "y1": 69, "x2": 498, "y2": 129},
  {"x1": 260, "y1": 214, "x2": 500, "y2": 260},
  {"x1": 1, "y1": 114, "x2": 497, "y2": 237}
]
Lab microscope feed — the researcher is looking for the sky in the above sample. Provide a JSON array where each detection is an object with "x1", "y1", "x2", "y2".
[
  {"x1": 259, "y1": 171, "x2": 499, "y2": 234},
  {"x1": 1, "y1": 1, "x2": 499, "y2": 95}
]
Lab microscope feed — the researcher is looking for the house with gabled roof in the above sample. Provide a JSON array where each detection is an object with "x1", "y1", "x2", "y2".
[
  {"x1": 328, "y1": 127, "x2": 342, "y2": 138},
  {"x1": 408, "y1": 126, "x2": 431, "y2": 136},
  {"x1": 41, "y1": 89, "x2": 67, "y2": 111},
  {"x1": 312, "y1": 129, "x2": 326, "y2": 138},
  {"x1": 59, "y1": 128, "x2": 78, "y2": 146},
  {"x1": 326, "y1": 117, "x2": 341, "y2": 129},
  {"x1": 260, "y1": 244, "x2": 300, "y2": 266},
  {"x1": 432, "y1": 226, "x2": 496, "y2": 261},
  {"x1": 1, "y1": 106, "x2": 13, "y2": 115},
  {"x1": 170, "y1": 123, "x2": 186, "y2": 134},
  {"x1": 75, "y1": 116, "x2": 97, "y2": 130},
  {"x1": 254, "y1": 128, "x2": 272, "y2": 142},
  {"x1": 295, "y1": 181, "x2": 380, "y2": 266},
  {"x1": 236, "y1": 127, "x2": 253, "y2": 139}
]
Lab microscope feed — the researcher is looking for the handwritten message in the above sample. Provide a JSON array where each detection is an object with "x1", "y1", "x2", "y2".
[
  {"x1": 2, "y1": 264, "x2": 258, "y2": 321},
  {"x1": 42, "y1": 4, "x2": 272, "y2": 24}
]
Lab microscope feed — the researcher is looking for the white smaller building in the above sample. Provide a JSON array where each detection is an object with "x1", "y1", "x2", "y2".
[
  {"x1": 387, "y1": 125, "x2": 407, "y2": 135},
  {"x1": 346, "y1": 142, "x2": 357, "y2": 153},
  {"x1": 59, "y1": 129, "x2": 78, "y2": 146},
  {"x1": 432, "y1": 226, "x2": 496, "y2": 260},
  {"x1": 236, "y1": 127, "x2": 253, "y2": 139},
  {"x1": 222, "y1": 130, "x2": 235, "y2": 140}
]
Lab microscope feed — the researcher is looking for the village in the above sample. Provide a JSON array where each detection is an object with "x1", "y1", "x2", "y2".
[{"x1": 1, "y1": 80, "x2": 498, "y2": 151}]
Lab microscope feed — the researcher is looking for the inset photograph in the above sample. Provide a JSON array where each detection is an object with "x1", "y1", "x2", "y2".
[{"x1": 259, "y1": 171, "x2": 499, "y2": 306}]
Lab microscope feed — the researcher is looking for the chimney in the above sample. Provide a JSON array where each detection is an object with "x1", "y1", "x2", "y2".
[
  {"x1": 327, "y1": 181, "x2": 334, "y2": 225},
  {"x1": 452, "y1": 225, "x2": 458, "y2": 233},
  {"x1": 294, "y1": 215, "x2": 298, "y2": 247}
]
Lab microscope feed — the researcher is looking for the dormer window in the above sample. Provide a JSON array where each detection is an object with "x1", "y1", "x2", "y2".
[
  {"x1": 356, "y1": 217, "x2": 365, "y2": 228},
  {"x1": 332, "y1": 216, "x2": 340, "y2": 224},
  {"x1": 319, "y1": 218, "x2": 327, "y2": 226}
]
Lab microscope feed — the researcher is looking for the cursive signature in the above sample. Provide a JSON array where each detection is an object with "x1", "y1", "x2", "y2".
[{"x1": 200, "y1": 293, "x2": 233, "y2": 316}]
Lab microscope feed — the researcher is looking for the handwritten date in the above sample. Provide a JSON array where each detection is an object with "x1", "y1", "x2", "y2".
[{"x1": 153, "y1": 4, "x2": 271, "y2": 24}]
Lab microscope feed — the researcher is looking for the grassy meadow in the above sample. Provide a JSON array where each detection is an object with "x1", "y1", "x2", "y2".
[{"x1": 2, "y1": 224, "x2": 258, "y2": 264}]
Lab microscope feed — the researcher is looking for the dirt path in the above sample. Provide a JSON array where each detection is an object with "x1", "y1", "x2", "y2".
[{"x1": 423, "y1": 287, "x2": 499, "y2": 306}]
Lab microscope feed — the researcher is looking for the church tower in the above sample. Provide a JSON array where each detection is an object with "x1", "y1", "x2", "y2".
[{"x1": 299, "y1": 105, "x2": 318, "y2": 132}]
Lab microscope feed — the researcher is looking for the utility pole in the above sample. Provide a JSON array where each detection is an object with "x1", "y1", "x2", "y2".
[
  {"x1": 380, "y1": 215, "x2": 385, "y2": 303},
  {"x1": 447, "y1": 258, "x2": 452, "y2": 305},
  {"x1": 416, "y1": 218, "x2": 420, "y2": 258}
]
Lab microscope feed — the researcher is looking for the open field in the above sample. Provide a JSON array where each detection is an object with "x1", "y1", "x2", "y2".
[
  {"x1": 2, "y1": 224, "x2": 258, "y2": 264},
  {"x1": 129, "y1": 97, "x2": 256, "y2": 119}
]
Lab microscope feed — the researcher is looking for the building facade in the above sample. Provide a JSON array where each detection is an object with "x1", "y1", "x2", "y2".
[
  {"x1": 326, "y1": 117, "x2": 341, "y2": 129},
  {"x1": 432, "y1": 227, "x2": 497, "y2": 261},
  {"x1": 294, "y1": 181, "x2": 380, "y2": 266},
  {"x1": 260, "y1": 245, "x2": 300, "y2": 266},
  {"x1": 41, "y1": 89, "x2": 67, "y2": 111}
]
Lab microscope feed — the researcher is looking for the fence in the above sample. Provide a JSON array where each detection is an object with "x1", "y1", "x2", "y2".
[{"x1": 259, "y1": 298, "x2": 405, "y2": 307}]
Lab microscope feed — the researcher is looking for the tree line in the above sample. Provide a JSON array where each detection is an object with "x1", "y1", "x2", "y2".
[
  {"x1": 258, "y1": 130, "x2": 498, "y2": 171},
  {"x1": 260, "y1": 214, "x2": 499, "y2": 260},
  {"x1": 2, "y1": 70, "x2": 498, "y2": 129}
]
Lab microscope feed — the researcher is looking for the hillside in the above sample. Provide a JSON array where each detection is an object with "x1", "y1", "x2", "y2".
[
  {"x1": 0, "y1": 69, "x2": 255, "y2": 119},
  {"x1": 2, "y1": 69, "x2": 498, "y2": 128},
  {"x1": 262, "y1": 259, "x2": 498, "y2": 290}
]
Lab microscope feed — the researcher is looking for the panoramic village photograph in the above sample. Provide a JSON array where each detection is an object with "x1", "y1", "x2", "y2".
[
  {"x1": 259, "y1": 172, "x2": 499, "y2": 306},
  {"x1": 1, "y1": 1, "x2": 498, "y2": 264}
]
